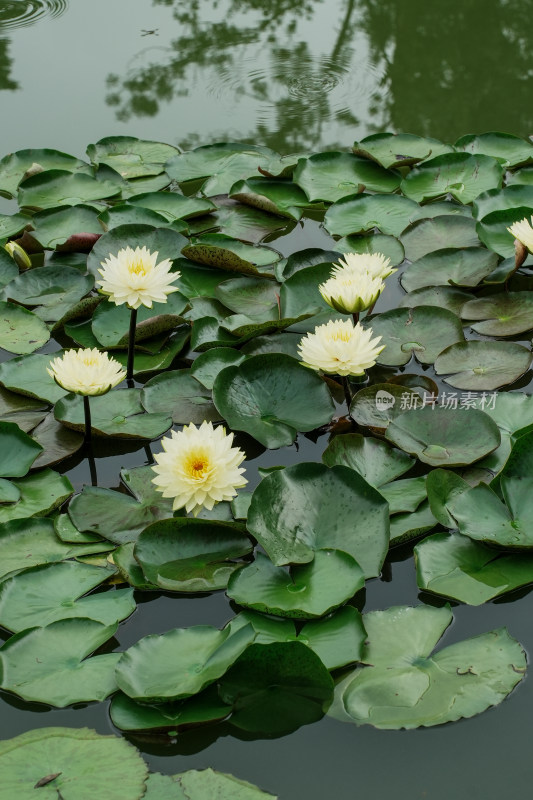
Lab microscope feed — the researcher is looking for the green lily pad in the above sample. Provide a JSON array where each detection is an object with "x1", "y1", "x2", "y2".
[
  {"x1": 115, "y1": 621, "x2": 256, "y2": 703},
  {"x1": 207, "y1": 202, "x2": 293, "y2": 244},
  {"x1": 97, "y1": 203, "x2": 172, "y2": 231},
  {"x1": 0, "y1": 618, "x2": 120, "y2": 706},
  {"x1": 141, "y1": 369, "x2": 221, "y2": 424},
  {"x1": 109, "y1": 686, "x2": 231, "y2": 734},
  {"x1": 476, "y1": 206, "x2": 533, "y2": 258},
  {"x1": 401, "y1": 153, "x2": 503, "y2": 204},
  {"x1": 385, "y1": 405, "x2": 501, "y2": 467},
  {"x1": 400, "y1": 216, "x2": 480, "y2": 261},
  {"x1": 90, "y1": 290, "x2": 187, "y2": 347},
  {"x1": 389, "y1": 501, "x2": 437, "y2": 545},
  {"x1": 247, "y1": 463, "x2": 389, "y2": 578},
  {"x1": 330, "y1": 605, "x2": 525, "y2": 729},
  {"x1": 182, "y1": 234, "x2": 280, "y2": 277},
  {"x1": 30, "y1": 412, "x2": 85, "y2": 469},
  {"x1": 400, "y1": 247, "x2": 498, "y2": 292},
  {"x1": 410, "y1": 201, "x2": 473, "y2": 221},
  {"x1": 0, "y1": 212, "x2": 31, "y2": 241},
  {"x1": 0, "y1": 148, "x2": 93, "y2": 198},
  {"x1": 0, "y1": 298, "x2": 50, "y2": 354},
  {"x1": 112, "y1": 543, "x2": 159, "y2": 590},
  {"x1": 54, "y1": 388, "x2": 172, "y2": 439},
  {"x1": 455, "y1": 132, "x2": 533, "y2": 168},
  {"x1": 86, "y1": 223, "x2": 187, "y2": 278},
  {"x1": 471, "y1": 392, "x2": 533, "y2": 472},
  {"x1": 379, "y1": 476, "x2": 428, "y2": 514},
  {"x1": 324, "y1": 193, "x2": 419, "y2": 237},
  {"x1": 334, "y1": 234, "x2": 405, "y2": 266},
  {"x1": 0, "y1": 517, "x2": 110, "y2": 581},
  {"x1": 426, "y1": 469, "x2": 472, "y2": 528},
  {"x1": 0, "y1": 561, "x2": 135, "y2": 632},
  {"x1": 219, "y1": 641, "x2": 334, "y2": 734},
  {"x1": 190, "y1": 348, "x2": 246, "y2": 390},
  {"x1": 29, "y1": 204, "x2": 103, "y2": 249},
  {"x1": 0, "y1": 479, "x2": 19, "y2": 504},
  {"x1": 293, "y1": 152, "x2": 400, "y2": 203},
  {"x1": 229, "y1": 177, "x2": 315, "y2": 220},
  {"x1": 18, "y1": 170, "x2": 119, "y2": 210},
  {"x1": 472, "y1": 184, "x2": 533, "y2": 220},
  {"x1": 133, "y1": 518, "x2": 253, "y2": 592},
  {"x1": 277, "y1": 248, "x2": 340, "y2": 281},
  {"x1": 227, "y1": 549, "x2": 364, "y2": 619},
  {"x1": 0, "y1": 249, "x2": 19, "y2": 289},
  {"x1": 434, "y1": 340, "x2": 532, "y2": 390},
  {"x1": 0, "y1": 420, "x2": 42, "y2": 476},
  {"x1": 279, "y1": 263, "x2": 335, "y2": 317},
  {"x1": 0, "y1": 469, "x2": 73, "y2": 525},
  {"x1": 363, "y1": 306, "x2": 464, "y2": 366},
  {"x1": 165, "y1": 143, "x2": 288, "y2": 196},
  {"x1": 128, "y1": 191, "x2": 216, "y2": 220},
  {"x1": 0, "y1": 351, "x2": 68, "y2": 403},
  {"x1": 350, "y1": 383, "x2": 423, "y2": 433},
  {"x1": 415, "y1": 531, "x2": 533, "y2": 605},
  {"x1": 0, "y1": 727, "x2": 148, "y2": 800},
  {"x1": 215, "y1": 276, "x2": 279, "y2": 316},
  {"x1": 3, "y1": 265, "x2": 93, "y2": 322},
  {"x1": 399, "y1": 286, "x2": 473, "y2": 315},
  {"x1": 212, "y1": 354, "x2": 334, "y2": 449},
  {"x1": 68, "y1": 465, "x2": 174, "y2": 545},
  {"x1": 322, "y1": 432, "x2": 413, "y2": 486},
  {"x1": 175, "y1": 768, "x2": 276, "y2": 800},
  {"x1": 353, "y1": 132, "x2": 453, "y2": 168},
  {"x1": 87, "y1": 135, "x2": 180, "y2": 179},
  {"x1": 461, "y1": 292, "x2": 533, "y2": 336}
]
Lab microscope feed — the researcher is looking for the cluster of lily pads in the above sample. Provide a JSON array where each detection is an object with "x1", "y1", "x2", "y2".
[{"x1": 0, "y1": 131, "x2": 533, "y2": 763}]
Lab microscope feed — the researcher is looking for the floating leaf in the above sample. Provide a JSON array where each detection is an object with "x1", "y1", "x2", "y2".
[
  {"x1": 293, "y1": 152, "x2": 400, "y2": 203},
  {"x1": 324, "y1": 193, "x2": 419, "y2": 237},
  {"x1": 334, "y1": 234, "x2": 405, "y2": 266},
  {"x1": 0, "y1": 727, "x2": 148, "y2": 800},
  {"x1": 128, "y1": 191, "x2": 216, "y2": 219},
  {"x1": 0, "y1": 420, "x2": 42, "y2": 476},
  {"x1": 0, "y1": 469, "x2": 73, "y2": 525},
  {"x1": 227, "y1": 549, "x2": 364, "y2": 619},
  {"x1": 175, "y1": 768, "x2": 276, "y2": 800},
  {"x1": 141, "y1": 370, "x2": 221, "y2": 424},
  {"x1": 0, "y1": 618, "x2": 120, "y2": 706},
  {"x1": 401, "y1": 216, "x2": 480, "y2": 261},
  {"x1": 385, "y1": 405, "x2": 501, "y2": 467},
  {"x1": 91, "y1": 291, "x2": 187, "y2": 347},
  {"x1": 476, "y1": 207, "x2": 533, "y2": 258},
  {"x1": 0, "y1": 561, "x2": 135, "y2": 632},
  {"x1": 353, "y1": 132, "x2": 453, "y2": 168},
  {"x1": 434, "y1": 341, "x2": 532, "y2": 390},
  {"x1": 86, "y1": 224, "x2": 187, "y2": 278},
  {"x1": 363, "y1": 306, "x2": 464, "y2": 366},
  {"x1": 455, "y1": 132, "x2": 533, "y2": 168},
  {"x1": 68, "y1": 465, "x2": 174, "y2": 545},
  {"x1": 30, "y1": 412, "x2": 84, "y2": 469},
  {"x1": 415, "y1": 531, "x2": 533, "y2": 605},
  {"x1": 461, "y1": 292, "x2": 533, "y2": 336},
  {"x1": 350, "y1": 383, "x2": 423, "y2": 433},
  {"x1": 133, "y1": 518, "x2": 253, "y2": 592},
  {"x1": 115, "y1": 622, "x2": 256, "y2": 703},
  {"x1": 230, "y1": 176, "x2": 315, "y2": 220},
  {"x1": 109, "y1": 686, "x2": 231, "y2": 734},
  {"x1": 29, "y1": 204, "x2": 103, "y2": 249},
  {"x1": 399, "y1": 286, "x2": 473, "y2": 315},
  {"x1": 3, "y1": 265, "x2": 93, "y2": 322},
  {"x1": 219, "y1": 641, "x2": 334, "y2": 734},
  {"x1": 400, "y1": 248, "x2": 498, "y2": 292},
  {"x1": 190, "y1": 348, "x2": 246, "y2": 390},
  {"x1": 389, "y1": 501, "x2": 437, "y2": 545},
  {"x1": 247, "y1": 463, "x2": 389, "y2": 578},
  {"x1": 212, "y1": 354, "x2": 334, "y2": 448},
  {"x1": 0, "y1": 351, "x2": 68, "y2": 403},
  {"x1": 0, "y1": 148, "x2": 92, "y2": 198},
  {"x1": 55, "y1": 388, "x2": 172, "y2": 439},
  {"x1": 426, "y1": 469, "x2": 472, "y2": 528},
  {"x1": 182, "y1": 234, "x2": 280, "y2": 277},
  {"x1": 18, "y1": 170, "x2": 120, "y2": 210},
  {"x1": 401, "y1": 153, "x2": 503, "y2": 204},
  {"x1": 87, "y1": 135, "x2": 180, "y2": 178},
  {"x1": 330, "y1": 605, "x2": 526, "y2": 729},
  {"x1": 472, "y1": 184, "x2": 533, "y2": 220},
  {"x1": 322, "y1": 432, "x2": 413, "y2": 486}
]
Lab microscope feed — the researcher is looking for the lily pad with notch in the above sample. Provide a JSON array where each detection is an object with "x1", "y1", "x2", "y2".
[
  {"x1": 322, "y1": 432, "x2": 413, "y2": 486},
  {"x1": 461, "y1": 292, "x2": 533, "y2": 336},
  {"x1": 141, "y1": 369, "x2": 221, "y2": 424},
  {"x1": 324, "y1": 193, "x2": 419, "y2": 237},
  {"x1": 400, "y1": 247, "x2": 498, "y2": 292},
  {"x1": 401, "y1": 152, "x2": 503, "y2": 204},
  {"x1": 434, "y1": 340, "x2": 532, "y2": 390},
  {"x1": 293, "y1": 152, "x2": 401, "y2": 203},
  {"x1": 400, "y1": 216, "x2": 481, "y2": 262},
  {"x1": 87, "y1": 135, "x2": 180, "y2": 179},
  {"x1": 353, "y1": 132, "x2": 453, "y2": 168}
]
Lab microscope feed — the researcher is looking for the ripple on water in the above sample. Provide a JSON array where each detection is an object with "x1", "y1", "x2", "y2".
[
  {"x1": 0, "y1": 0, "x2": 67, "y2": 30},
  {"x1": 206, "y1": 53, "x2": 383, "y2": 127}
]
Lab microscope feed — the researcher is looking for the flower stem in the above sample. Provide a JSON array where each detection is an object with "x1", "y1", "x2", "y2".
[
  {"x1": 83, "y1": 395, "x2": 92, "y2": 444},
  {"x1": 127, "y1": 307, "x2": 138, "y2": 382},
  {"x1": 342, "y1": 376, "x2": 352, "y2": 410},
  {"x1": 88, "y1": 449, "x2": 98, "y2": 486},
  {"x1": 352, "y1": 312, "x2": 359, "y2": 325}
]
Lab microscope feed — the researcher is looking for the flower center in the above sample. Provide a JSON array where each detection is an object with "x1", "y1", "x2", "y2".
[
  {"x1": 185, "y1": 452, "x2": 212, "y2": 480},
  {"x1": 128, "y1": 259, "x2": 148, "y2": 276},
  {"x1": 332, "y1": 330, "x2": 351, "y2": 343},
  {"x1": 81, "y1": 356, "x2": 99, "y2": 367}
]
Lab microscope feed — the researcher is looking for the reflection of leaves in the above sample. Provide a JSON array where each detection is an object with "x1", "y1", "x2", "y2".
[{"x1": 0, "y1": 38, "x2": 18, "y2": 92}]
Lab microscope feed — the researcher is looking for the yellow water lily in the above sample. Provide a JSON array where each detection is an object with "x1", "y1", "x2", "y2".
[
  {"x1": 332, "y1": 251, "x2": 396, "y2": 280},
  {"x1": 47, "y1": 348, "x2": 126, "y2": 396},
  {"x1": 298, "y1": 318, "x2": 385, "y2": 376},
  {"x1": 507, "y1": 216, "x2": 533, "y2": 253},
  {"x1": 151, "y1": 421, "x2": 248, "y2": 516},
  {"x1": 319, "y1": 271, "x2": 384, "y2": 314},
  {"x1": 97, "y1": 246, "x2": 181, "y2": 310}
]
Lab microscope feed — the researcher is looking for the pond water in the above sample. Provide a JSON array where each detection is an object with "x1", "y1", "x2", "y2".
[{"x1": 2, "y1": 1, "x2": 533, "y2": 798}]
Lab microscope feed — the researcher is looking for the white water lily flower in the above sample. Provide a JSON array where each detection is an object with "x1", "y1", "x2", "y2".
[
  {"x1": 298, "y1": 318, "x2": 385, "y2": 376},
  {"x1": 97, "y1": 246, "x2": 181, "y2": 309},
  {"x1": 47, "y1": 348, "x2": 126, "y2": 396},
  {"x1": 332, "y1": 251, "x2": 396, "y2": 280},
  {"x1": 319, "y1": 271, "x2": 384, "y2": 313},
  {"x1": 507, "y1": 216, "x2": 533, "y2": 253},
  {"x1": 151, "y1": 421, "x2": 248, "y2": 516}
]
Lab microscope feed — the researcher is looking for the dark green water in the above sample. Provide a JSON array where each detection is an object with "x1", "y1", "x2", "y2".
[{"x1": 2, "y1": 2, "x2": 533, "y2": 798}]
